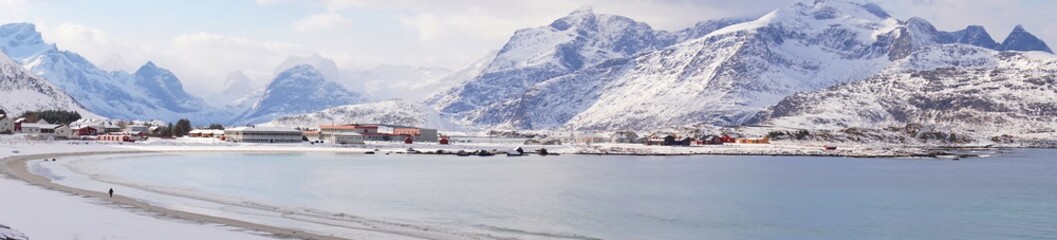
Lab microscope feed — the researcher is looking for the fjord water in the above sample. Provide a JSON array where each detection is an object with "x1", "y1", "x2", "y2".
[{"x1": 77, "y1": 150, "x2": 1057, "y2": 239}]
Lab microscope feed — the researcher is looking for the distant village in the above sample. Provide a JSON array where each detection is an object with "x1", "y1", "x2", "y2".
[
  {"x1": 1, "y1": 110, "x2": 783, "y2": 148},
  {"x1": 0, "y1": 115, "x2": 441, "y2": 145}
]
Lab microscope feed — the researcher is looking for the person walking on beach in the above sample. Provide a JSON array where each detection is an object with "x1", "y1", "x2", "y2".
[{"x1": 108, "y1": 188, "x2": 113, "y2": 198}]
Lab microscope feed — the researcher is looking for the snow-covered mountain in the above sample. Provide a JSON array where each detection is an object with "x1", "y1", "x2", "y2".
[
  {"x1": 429, "y1": 1, "x2": 1056, "y2": 131},
  {"x1": 0, "y1": 23, "x2": 219, "y2": 123},
  {"x1": 436, "y1": 1, "x2": 896, "y2": 129},
  {"x1": 237, "y1": 64, "x2": 367, "y2": 124},
  {"x1": 207, "y1": 70, "x2": 260, "y2": 105},
  {"x1": 750, "y1": 44, "x2": 1057, "y2": 139},
  {"x1": 430, "y1": 6, "x2": 709, "y2": 115},
  {"x1": 133, "y1": 61, "x2": 203, "y2": 113},
  {"x1": 274, "y1": 54, "x2": 340, "y2": 82},
  {"x1": 996, "y1": 25, "x2": 1053, "y2": 53},
  {"x1": 262, "y1": 99, "x2": 465, "y2": 131},
  {"x1": 0, "y1": 51, "x2": 96, "y2": 117}
]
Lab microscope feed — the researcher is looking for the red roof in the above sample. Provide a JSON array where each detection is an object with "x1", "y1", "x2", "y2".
[{"x1": 320, "y1": 124, "x2": 378, "y2": 130}]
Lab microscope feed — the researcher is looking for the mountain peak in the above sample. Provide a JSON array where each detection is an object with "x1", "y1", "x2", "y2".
[
  {"x1": 245, "y1": 62, "x2": 365, "y2": 124},
  {"x1": 805, "y1": 0, "x2": 891, "y2": 20},
  {"x1": 134, "y1": 61, "x2": 169, "y2": 75},
  {"x1": 275, "y1": 54, "x2": 339, "y2": 81},
  {"x1": 270, "y1": 64, "x2": 323, "y2": 86},
  {"x1": 141, "y1": 61, "x2": 159, "y2": 69},
  {"x1": 997, "y1": 24, "x2": 1053, "y2": 53},
  {"x1": 0, "y1": 22, "x2": 56, "y2": 59},
  {"x1": 132, "y1": 60, "x2": 203, "y2": 113},
  {"x1": 220, "y1": 70, "x2": 257, "y2": 96},
  {"x1": 572, "y1": 6, "x2": 593, "y2": 14},
  {"x1": 550, "y1": 6, "x2": 600, "y2": 31},
  {"x1": 951, "y1": 25, "x2": 998, "y2": 49}
]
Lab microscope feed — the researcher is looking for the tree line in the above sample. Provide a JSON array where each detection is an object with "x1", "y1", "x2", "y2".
[
  {"x1": 150, "y1": 119, "x2": 224, "y2": 137},
  {"x1": 18, "y1": 110, "x2": 83, "y2": 125}
]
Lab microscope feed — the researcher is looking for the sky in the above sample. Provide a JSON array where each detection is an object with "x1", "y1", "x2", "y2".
[{"x1": 0, "y1": 0, "x2": 1055, "y2": 95}]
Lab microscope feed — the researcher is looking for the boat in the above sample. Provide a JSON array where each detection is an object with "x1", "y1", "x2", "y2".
[
  {"x1": 477, "y1": 150, "x2": 495, "y2": 157},
  {"x1": 456, "y1": 150, "x2": 471, "y2": 157},
  {"x1": 364, "y1": 151, "x2": 375, "y2": 154}
]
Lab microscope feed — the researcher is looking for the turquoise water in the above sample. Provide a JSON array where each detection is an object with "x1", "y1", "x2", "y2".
[{"x1": 80, "y1": 150, "x2": 1057, "y2": 239}]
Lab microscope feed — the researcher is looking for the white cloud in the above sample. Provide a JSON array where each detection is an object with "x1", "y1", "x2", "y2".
[
  {"x1": 0, "y1": 0, "x2": 29, "y2": 22},
  {"x1": 397, "y1": 10, "x2": 531, "y2": 42},
  {"x1": 293, "y1": 12, "x2": 353, "y2": 32},
  {"x1": 164, "y1": 33, "x2": 312, "y2": 91},
  {"x1": 45, "y1": 23, "x2": 314, "y2": 96},
  {"x1": 47, "y1": 23, "x2": 155, "y2": 72}
]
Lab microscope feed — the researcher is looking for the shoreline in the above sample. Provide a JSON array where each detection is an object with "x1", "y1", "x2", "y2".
[
  {"x1": 569, "y1": 143, "x2": 990, "y2": 159},
  {"x1": 1, "y1": 151, "x2": 351, "y2": 240}
]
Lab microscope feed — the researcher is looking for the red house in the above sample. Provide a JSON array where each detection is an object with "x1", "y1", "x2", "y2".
[
  {"x1": 439, "y1": 137, "x2": 450, "y2": 145},
  {"x1": 719, "y1": 135, "x2": 736, "y2": 143},
  {"x1": 404, "y1": 136, "x2": 413, "y2": 144},
  {"x1": 13, "y1": 118, "x2": 25, "y2": 132},
  {"x1": 75, "y1": 126, "x2": 98, "y2": 136}
]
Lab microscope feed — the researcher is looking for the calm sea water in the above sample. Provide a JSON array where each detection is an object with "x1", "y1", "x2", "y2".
[{"x1": 78, "y1": 150, "x2": 1057, "y2": 239}]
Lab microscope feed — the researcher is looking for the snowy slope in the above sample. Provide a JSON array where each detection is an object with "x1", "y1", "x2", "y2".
[
  {"x1": 262, "y1": 99, "x2": 465, "y2": 130},
  {"x1": 237, "y1": 65, "x2": 367, "y2": 124},
  {"x1": 424, "y1": 50, "x2": 496, "y2": 107},
  {"x1": 751, "y1": 44, "x2": 1057, "y2": 138},
  {"x1": 0, "y1": 225, "x2": 28, "y2": 240},
  {"x1": 0, "y1": 51, "x2": 96, "y2": 117},
  {"x1": 429, "y1": 6, "x2": 708, "y2": 115},
  {"x1": 0, "y1": 23, "x2": 219, "y2": 123}
]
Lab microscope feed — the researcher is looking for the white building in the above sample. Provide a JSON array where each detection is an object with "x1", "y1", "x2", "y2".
[
  {"x1": 189, "y1": 129, "x2": 225, "y2": 138},
  {"x1": 0, "y1": 115, "x2": 12, "y2": 133},
  {"x1": 54, "y1": 125, "x2": 72, "y2": 139},
  {"x1": 19, "y1": 119, "x2": 51, "y2": 134},
  {"x1": 224, "y1": 127, "x2": 302, "y2": 143},
  {"x1": 326, "y1": 132, "x2": 365, "y2": 145},
  {"x1": 22, "y1": 121, "x2": 64, "y2": 140}
]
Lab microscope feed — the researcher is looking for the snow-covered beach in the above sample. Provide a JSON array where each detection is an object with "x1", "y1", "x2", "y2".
[{"x1": 0, "y1": 142, "x2": 357, "y2": 240}]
